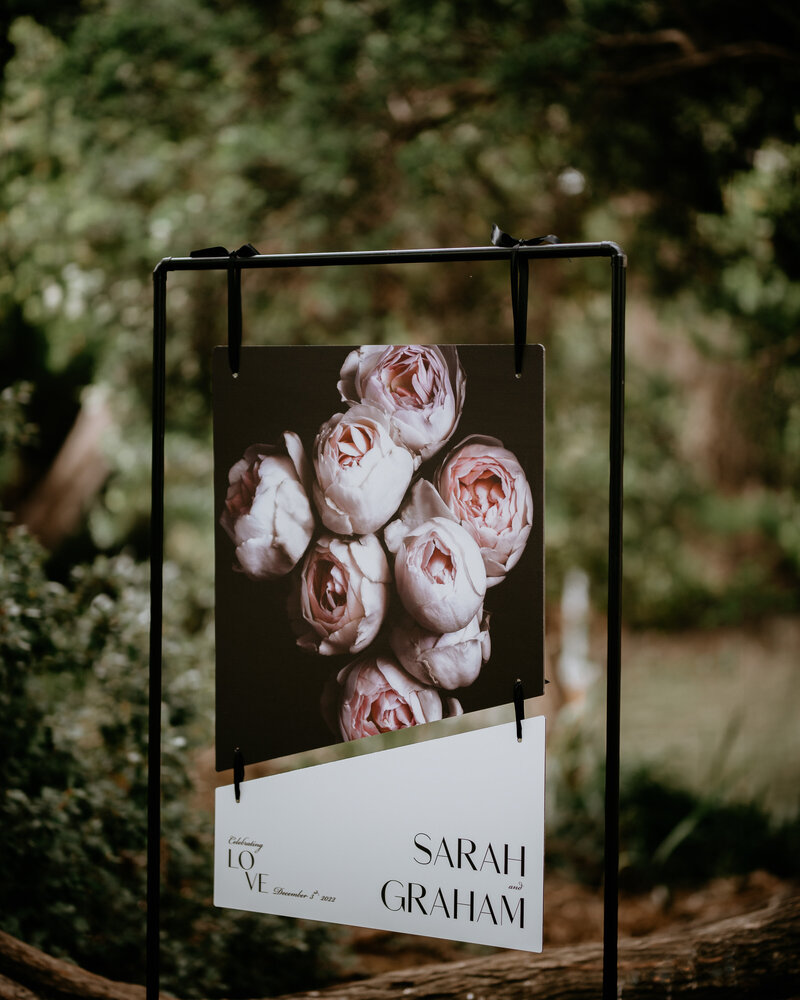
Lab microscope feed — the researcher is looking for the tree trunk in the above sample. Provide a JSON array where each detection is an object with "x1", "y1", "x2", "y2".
[
  {"x1": 0, "y1": 894, "x2": 797, "y2": 1000},
  {"x1": 16, "y1": 387, "x2": 111, "y2": 549}
]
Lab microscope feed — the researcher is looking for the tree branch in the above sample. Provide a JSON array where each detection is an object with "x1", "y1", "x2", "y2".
[
  {"x1": 597, "y1": 28, "x2": 699, "y2": 54},
  {"x1": 1, "y1": 893, "x2": 798, "y2": 1000},
  {"x1": 595, "y1": 38, "x2": 795, "y2": 85}
]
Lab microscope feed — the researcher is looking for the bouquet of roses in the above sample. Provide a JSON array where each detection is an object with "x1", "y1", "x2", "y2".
[{"x1": 220, "y1": 346, "x2": 532, "y2": 743}]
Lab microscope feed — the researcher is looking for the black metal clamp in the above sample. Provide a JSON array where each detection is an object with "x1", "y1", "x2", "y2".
[
  {"x1": 233, "y1": 747, "x2": 245, "y2": 803},
  {"x1": 513, "y1": 678, "x2": 525, "y2": 741}
]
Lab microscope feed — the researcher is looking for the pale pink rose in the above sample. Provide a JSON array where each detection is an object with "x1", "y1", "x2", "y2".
[
  {"x1": 383, "y1": 478, "x2": 455, "y2": 555},
  {"x1": 289, "y1": 533, "x2": 390, "y2": 655},
  {"x1": 338, "y1": 345, "x2": 466, "y2": 464},
  {"x1": 436, "y1": 435, "x2": 533, "y2": 587},
  {"x1": 220, "y1": 433, "x2": 314, "y2": 580},
  {"x1": 389, "y1": 607, "x2": 491, "y2": 690},
  {"x1": 394, "y1": 516, "x2": 487, "y2": 633},
  {"x1": 323, "y1": 652, "x2": 463, "y2": 741},
  {"x1": 312, "y1": 404, "x2": 415, "y2": 535}
]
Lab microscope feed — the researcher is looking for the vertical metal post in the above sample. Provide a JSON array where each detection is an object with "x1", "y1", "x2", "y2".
[
  {"x1": 603, "y1": 248, "x2": 626, "y2": 999},
  {"x1": 147, "y1": 265, "x2": 167, "y2": 1000}
]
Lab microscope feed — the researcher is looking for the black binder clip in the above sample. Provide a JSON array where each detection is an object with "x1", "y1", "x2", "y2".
[
  {"x1": 513, "y1": 679, "x2": 525, "y2": 742},
  {"x1": 233, "y1": 746, "x2": 245, "y2": 803},
  {"x1": 491, "y1": 225, "x2": 558, "y2": 378},
  {"x1": 190, "y1": 243, "x2": 260, "y2": 377}
]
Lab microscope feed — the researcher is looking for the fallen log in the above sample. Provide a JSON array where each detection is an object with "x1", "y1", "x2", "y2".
[
  {"x1": 1, "y1": 894, "x2": 797, "y2": 1000},
  {"x1": 0, "y1": 930, "x2": 144, "y2": 1000}
]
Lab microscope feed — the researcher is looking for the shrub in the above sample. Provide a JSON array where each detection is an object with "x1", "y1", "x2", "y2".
[
  {"x1": 0, "y1": 522, "x2": 340, "y2": 997},
  {"x1": 546, "y1": 729, "x2": 800, "y2": 890}
]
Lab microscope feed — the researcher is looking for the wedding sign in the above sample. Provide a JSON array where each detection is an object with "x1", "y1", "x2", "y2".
[
  {"x1": 214, "y1": 716, "x2": 545, "y2": 950},
  {"x1": 213, "y1": 344, "x2": 544, "y2": 769}
]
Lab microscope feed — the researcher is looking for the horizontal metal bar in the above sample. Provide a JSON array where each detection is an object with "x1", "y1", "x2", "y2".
[{"x1": 154, "y1": 241, "x2": 626, "y2": 275}]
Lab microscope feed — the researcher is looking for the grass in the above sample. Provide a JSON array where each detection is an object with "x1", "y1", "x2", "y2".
[
  {"x1": 618, "y1": 616, "x2": 800, "y2": 818},
  {"x1": 544, "y1": 614, "x2": 800, "y2": 887}
]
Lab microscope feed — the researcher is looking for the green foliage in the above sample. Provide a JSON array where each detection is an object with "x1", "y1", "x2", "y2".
[
  {"x1": 546, "y1": 727, "x2": 800, "y2": 889},
  {"x1": 0, "y1": 524, "x2": 340, "y2": 996},
  {"x1": 618, "y1": 768, "x2": 800, "y2": 889},
  {"x1": 0, "y1": 381, "x2": 37, "y2": 494},
  {"x1": 545, "y1": 724, "x2": 609, "y2": 886},
  {"x1": 3, "y1": 0, "x2": 799, "y2": 620}
]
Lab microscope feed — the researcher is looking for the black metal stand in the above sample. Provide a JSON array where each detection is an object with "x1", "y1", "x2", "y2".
[{"x1": 148, "y1": 240, "x2": 626, "y2": 999}]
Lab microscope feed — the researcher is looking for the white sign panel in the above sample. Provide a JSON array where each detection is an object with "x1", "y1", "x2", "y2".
[{"x1": 215, "y1": 716, "x2": 545, "y2": 952}]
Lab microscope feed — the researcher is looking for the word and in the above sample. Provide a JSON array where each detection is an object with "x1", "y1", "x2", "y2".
[{"x1": 379, "y1": 832, "x2": 528, "y2": 928}]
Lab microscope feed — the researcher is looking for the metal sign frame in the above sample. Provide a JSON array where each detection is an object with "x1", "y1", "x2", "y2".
[{"x1": 148, "y1": 239, "x2": 626, "y2": 999}]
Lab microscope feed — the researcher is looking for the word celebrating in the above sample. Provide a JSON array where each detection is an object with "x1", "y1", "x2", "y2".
[
  {"x1": 228, "y1": 835, "x2": 264, "y2": 853},
  {"x1": 381, "y1": 881, "x2": 524, "y2": 927}
]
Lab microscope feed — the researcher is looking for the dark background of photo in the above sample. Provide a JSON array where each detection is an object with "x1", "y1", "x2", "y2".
[{"x1": 213, "y1": 344, "x2": 544, "y2": 769}]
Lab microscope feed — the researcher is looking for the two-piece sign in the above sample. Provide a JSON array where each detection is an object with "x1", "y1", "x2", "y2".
[
  {"x1": 212, "y1": 343, "x2": 545, "y2": 951},
  {"x1": 214, "y1": 717, "x2": 545, "y2": 951}
]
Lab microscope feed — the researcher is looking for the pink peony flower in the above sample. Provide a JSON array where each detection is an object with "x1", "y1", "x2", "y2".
[
  {"x1": 436, "y1": 435, "x2": 533, "y2": 587},
  {"x1": 394, "y1": 516, "x2": 487, "y2": 633},
  {"x1": 312, "y1": 404, "x2": 415, "y2": 535},
  {"x1": 338, "y1": 345, "x2": 466, "y2": 464},
  {"x1": 323, "y1": 652, "x2": 463, "y2": 741},
  {"x1": 388, "y1": 607, "x2": 491, "y2": 690},
  {"x1": 220, "y1": 432, "x2": 314, "y2": 580},
  {"x1": 289, "y1": 533, "x2": 390, "y2": 655}
]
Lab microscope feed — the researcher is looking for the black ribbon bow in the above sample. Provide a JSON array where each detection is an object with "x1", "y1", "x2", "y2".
[
  {"x1": 491, "y1": 226, "x2": 559, "y2": 376},
  {"x1": 190, "y1": 243, "x2": 260, "y2": 375}
]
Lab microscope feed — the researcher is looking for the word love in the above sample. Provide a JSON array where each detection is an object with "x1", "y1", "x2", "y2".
[{"x1": 227, "y1": 848, "x2": 269, "y2": 892}]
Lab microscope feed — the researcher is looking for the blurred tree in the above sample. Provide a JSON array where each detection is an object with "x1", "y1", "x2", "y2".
[
  {"x1": 0, "y1": 521, "x2": 339, "y2": 996},
  {"x1": 1, "y1": 0, "x2": 798, "y2": 620}
]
